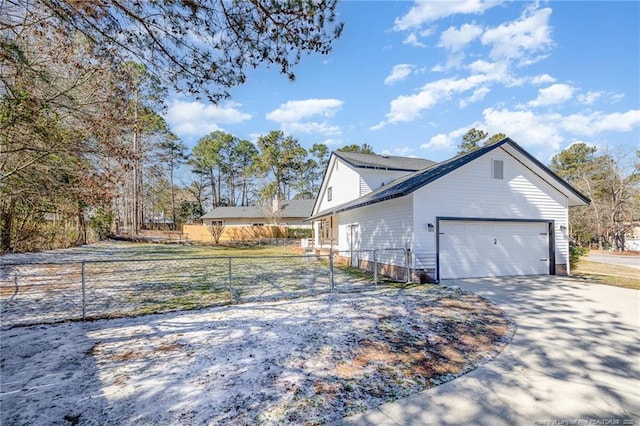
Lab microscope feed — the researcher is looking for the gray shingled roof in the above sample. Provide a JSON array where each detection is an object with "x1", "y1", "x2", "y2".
[
  {"x1": 334, "y1": 151, "x2": 436, "y2": 172},
  {"x1": 202, "y1": 199, "x2": 315, "y2": 220},
  {"x1": 308, "y1": 139, "x2": 590, "y2": 220}
]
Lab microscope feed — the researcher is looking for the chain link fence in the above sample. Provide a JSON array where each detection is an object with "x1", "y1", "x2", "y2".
[
  {"x1": 333, "y1": 247, "x2": 412, "y2": 283},
  {"x1": 1, "y1": 249, "x2": 411, "y2": 328}
]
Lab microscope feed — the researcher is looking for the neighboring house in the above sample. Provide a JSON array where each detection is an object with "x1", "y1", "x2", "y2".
[
  {"x1": 145, "y1": 214, "x2": 174, "y2": 229},
  {"x1": 201, "y1": 199, "x2": 315, "y2": 228},
  {"x1": 624, "y1": 226, "x2": 640, "y2": 251},
  {"x1": 308, "y1": 138, "x2": 589, "y2": 280}
]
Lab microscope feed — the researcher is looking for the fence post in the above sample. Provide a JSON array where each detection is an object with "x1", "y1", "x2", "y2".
[
  {"x1": 81, "y1": 261, "x2": 86, "y2": 321},
  {"x1": 228, "y1": 257, "x2": 233, "y2": 298},
  {"x1": 329, "y1": 248, "x2": 335, "y2": 293},
  {"x1": 373, "y1": 249, "x2": 378, "y2": 285},
  {"x1": 404, "y1": 248, "x2": 410, "y2": 283}
]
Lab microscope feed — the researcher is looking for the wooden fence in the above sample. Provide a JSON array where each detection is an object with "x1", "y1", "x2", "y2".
[{"x1": 183, "y1": 224, "x2": 288, "y2": 243}]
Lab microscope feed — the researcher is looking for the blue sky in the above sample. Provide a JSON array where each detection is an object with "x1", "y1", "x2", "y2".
[{"x1": 165, "y1": 0, "x2": 640, "y2": 164}]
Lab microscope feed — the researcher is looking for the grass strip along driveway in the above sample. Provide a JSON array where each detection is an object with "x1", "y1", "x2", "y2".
[{"x1": 573, "y1": 260, "x2": 640, "y2": 290}]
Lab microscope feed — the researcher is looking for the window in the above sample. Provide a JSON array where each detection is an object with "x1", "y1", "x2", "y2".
[
  {"x1": 493, "y1": 159, "x2": 504, "y2": 180},
  {"x1": 209, "y1": 220, "x2": 223, "y2": 227},
  {"x1": 319, "y1": 219, "x2": 329, "y2": 239},
  {"x1": 327, "y1": 186, "x2": 333, "y2": 201},
  {"x1": 252, "y1": 223, "x2": 264, "y2": 227}
]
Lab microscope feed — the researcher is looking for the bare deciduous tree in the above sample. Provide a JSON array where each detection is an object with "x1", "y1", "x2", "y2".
[{"x1": 205, "y1": 222, "x2": 225, "y2": 245}]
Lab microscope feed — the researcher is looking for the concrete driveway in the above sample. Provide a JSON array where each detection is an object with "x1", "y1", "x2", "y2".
[{"x1": 342, "y1": 276, "x2": 640, "y2": 425}]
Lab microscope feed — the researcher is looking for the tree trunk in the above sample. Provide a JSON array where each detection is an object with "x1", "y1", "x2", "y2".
[
  {"x1": 0, "y1": 196, "x2": 16, "y2": 254},
  {"x1": 170, "y1": 164, "x2": 176, "y2": 230},
  {"x1": 75, "y1": 203, "x2": 87, "y2": 245},
  {"x1": 209, "y1": 169, "x2": 217, "y2": 210},
  {"x1": 217, "y1": 170, "x2": 222, "y2": 205},
  {"x1": 241, "y1": 179, "x2": 247, "y2": 206},
  {"x1": 132, "y1": 88, "x2": 143, "y2": 235}
]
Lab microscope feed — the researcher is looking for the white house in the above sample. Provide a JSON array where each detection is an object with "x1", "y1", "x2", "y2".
[{"x1": 308, "y1": 138, "x2": 589, "y2": 281}]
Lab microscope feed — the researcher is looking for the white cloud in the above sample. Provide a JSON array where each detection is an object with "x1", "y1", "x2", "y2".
[
  {"x1": 266, "y1": 98, "x2": 343, "y2": 136},
  {"x1": 403, "y1": 32, "x2": 426, "y2": 48},
  {"x1": 420, "y1": 108, "x2": 640, "y2": 159},
  {"x1": 165, "y1": 100, "x2": 251, "y2": 137},
  {"x1": 466, "y1": 59, "x2": 498, "y2": 75},
  {"x1": 284, "y1": 121, "x2": 341, "y2": 136},
  {"x1": 465, "y1": 59, "x2": 515, "y2": 84},
  {"x1": 530, "y1": 74, "x2": 556, "y2": 85},
  {"x1": 481, "y1": 107, "x2": 640, "y2": 152},
  {"x1": 483, "y1": 107, "x2": 564, "y2": 150},
  {"x1": 518, "y1": 53, "x2": 550, "y2": 67},
  {"x1": 439, "y1": 23, "x2": 483, "y2": 51},
  {"x1": 394, "y1": 0, "x2": 505, "y2": 31},
  {"x1": 610, "y1": 93, "x2": 625, "y2": 103},
  {"x1": 266, "y1": 98, "x2": 342, "y2": 123},
  {"x1": 432, "y1": 52, "x2": 466, "y2": 72},
  {"x1": 373, "y1": 73, "x2": 502, "y2": 129},
  {"x1": 377, "y1": 88, "x2": 440, "y2": 125},
  {"x1": 384, "y1": 64, "x2": 414, "y2": 85},
  {"x1": 481, "y1": 6, "x2": 553, "y2": 64},
  {"x1": 420, "y1": 126, "x2": 470, "y2": 150},
  {"x1": 420, "y1": 28, "x2": 435, "y2": 37},
  {"x1": 369, "y1": 121, "x2": 386, "y2": 131},
  {"x1": 577, "y1": 90, "x2": 603, "y2": 105},
  {"x1": 459, "y1": 86, "x2": 491, "y2": 108},
  {"x1": 421, "y1": 133, "x2": 456, "y2": 150},
  {"x1": 528, "y1": 83, "x2": 575, "y2": 107},
  {"x1": 322, "y1": 138, "x2": 343, "y2": 146},
  {"x1": 561, "y1": 110, "x2": 640, "y2": 136}
]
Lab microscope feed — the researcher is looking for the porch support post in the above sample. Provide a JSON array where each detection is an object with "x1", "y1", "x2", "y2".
[{"x1": 313, "y1": 220, "x2": 321, "y2": 247}]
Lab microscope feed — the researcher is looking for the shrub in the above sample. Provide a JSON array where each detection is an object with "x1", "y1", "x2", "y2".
[
  {"x1": 569, "y1": 243, "x2": 588, "y2": 269},
  {"x1": 89, "y1": 208, "x2": 113, "y2": 240},
  {"x1": 287, "y1": 228, "x2": 312, "y2": 239}
]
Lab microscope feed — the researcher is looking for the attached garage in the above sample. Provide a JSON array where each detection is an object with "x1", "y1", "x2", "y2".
[
  {"x1": 308, "y1": 138, "x2": 590, "y2": 282},
  {"x1": 438, "y1": 219, "x2": 554, "y2": 279}
]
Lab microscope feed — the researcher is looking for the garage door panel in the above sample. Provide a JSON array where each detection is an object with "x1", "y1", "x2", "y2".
[{"x1": 439, "y1": 220, "x2": 549, "y2": 279}]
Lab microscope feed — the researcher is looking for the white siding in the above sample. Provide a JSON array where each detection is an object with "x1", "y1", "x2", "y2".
[
  {"x1": 412, "y1": 148, "x2": 570, "y2": 275},
  {"x1": 358, "y1": 169, "x2": 410, "y2": 196},
  {"x1": 359, "y1": 176, "x2": 371, "y2": 196},
  {"x1": 337, "y1": 196, "x2": 413, "y2": 267},
  {"x1": 314, "y1": 157, "x2": 362, "y2": 213}
]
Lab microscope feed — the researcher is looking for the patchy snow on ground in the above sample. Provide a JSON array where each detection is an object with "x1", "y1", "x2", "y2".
[
  {"x1": 1, "y1": 285, "x2": 514, "y2": 425},
  {"x1": 1, "y1": 241, "x2": 370, "y2": 327}
]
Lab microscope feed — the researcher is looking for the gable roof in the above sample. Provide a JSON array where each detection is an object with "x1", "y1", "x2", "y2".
[
  {"x1": 334, "y1": 151, "x2": 436, "y2": 172},
  {"x1": 308, "y1": 138, "x2": 590, "y2": 220},
  {"x1": 202, "y1": 199, "x2": 314, "y2": 220},
  {"x1": 310, "y1": 150, "x2": 438, "y2": 216}
]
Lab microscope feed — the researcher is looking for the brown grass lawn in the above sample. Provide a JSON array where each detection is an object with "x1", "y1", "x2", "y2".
[{"x1": 572, "y1": 260, "x2": 640, "y2": 290}]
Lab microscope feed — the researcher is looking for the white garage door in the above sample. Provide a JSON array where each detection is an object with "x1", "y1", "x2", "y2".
[{"x1": 439, "y1": 220, "x2": 550, "y2": 279}]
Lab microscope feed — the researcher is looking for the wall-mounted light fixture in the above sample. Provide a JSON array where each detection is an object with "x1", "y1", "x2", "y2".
[
  {"x1": 560, "y1": 225, "x2": 567, "y2": 232},
  {"x1": 427, "y1": 223, "x2": 434, "y2": 232}
]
